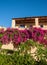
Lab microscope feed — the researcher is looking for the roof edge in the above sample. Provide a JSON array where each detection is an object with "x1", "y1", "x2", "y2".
[{"x1": 12, "y1": 16, "x2": 47, "y2": 20}]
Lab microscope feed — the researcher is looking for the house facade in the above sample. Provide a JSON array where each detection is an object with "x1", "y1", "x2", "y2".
[
  {"x1": 1, "y1": 16, "x2": 47, "y2": 50},
  {"x1": 12, "y1": 16, "x2": 47, "y2": 29}
]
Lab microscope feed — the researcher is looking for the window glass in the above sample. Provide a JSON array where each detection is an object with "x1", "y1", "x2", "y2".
[
  {"x1": 40, "y1": 25, "x2": 43, "y2": 27},
  {"x1": 20, "y1": 25, "x2": 25, "y2": 28}
]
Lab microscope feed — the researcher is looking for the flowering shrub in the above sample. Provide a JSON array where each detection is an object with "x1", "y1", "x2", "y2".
[
  {"x1": 19, "y1": 29, "x2": 29, "y2": 42},
  {"x1": 28, "y1": 27, "x2": 47, "y2": 45},
  {"x1": 0, "y1": 27, "x2": 47, "y2": 45},
  {"x1": 0, "y1": 29, "x2": 4, "y2": 44},
  {"x1": 12, "y1": 29, "x2": 21, "y2": 45},
  {"x1": 0, "y1": 40, "x2": 47, "y2": 65}
]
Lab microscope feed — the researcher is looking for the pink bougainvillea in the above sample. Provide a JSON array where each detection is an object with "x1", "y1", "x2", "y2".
[
  {"x1": 19, "y1": 29, "x2": 29, "y2": 42},
  {"x1": 0, "y1": 27, "x2": 47, "y2": 45}
]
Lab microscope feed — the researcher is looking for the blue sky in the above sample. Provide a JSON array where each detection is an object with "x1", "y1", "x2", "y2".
[{"x1": 0, "y1": 0, "x2": 47, "y2": 27}]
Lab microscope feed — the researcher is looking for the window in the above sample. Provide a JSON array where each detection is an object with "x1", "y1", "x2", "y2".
[
  {"x1": 40, "y1": 25, "x2": 43, "y2": 28},
  {"x1": 20, "y1": 25, "x2": 25, "y2": 28}
]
